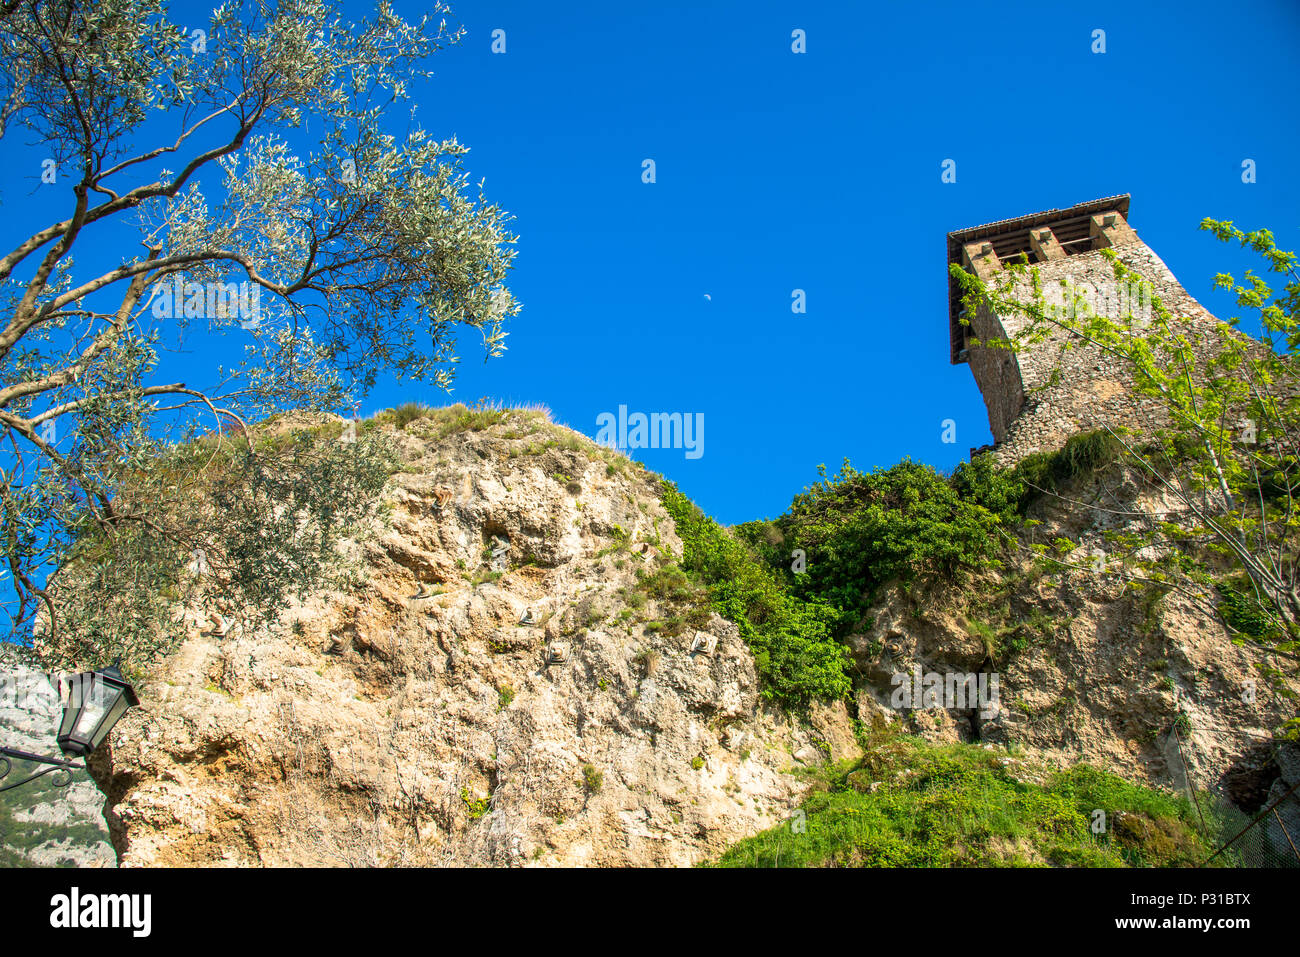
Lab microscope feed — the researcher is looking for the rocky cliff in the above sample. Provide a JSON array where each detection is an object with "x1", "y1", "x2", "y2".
[
  {"x1": 10, "y1": 404, "x2": 1297, "y2": 868},
  {"x1": 845, "y1": 455, "x2": 1300, "y2": 851},
  {"x1": 86, "y1": 407, "x2": 854, "y2": 867}
]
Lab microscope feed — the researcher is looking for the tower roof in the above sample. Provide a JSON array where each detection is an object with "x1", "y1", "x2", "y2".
[{"x1": 947, "y1": 194, "x2": 1131, "y2": 363}]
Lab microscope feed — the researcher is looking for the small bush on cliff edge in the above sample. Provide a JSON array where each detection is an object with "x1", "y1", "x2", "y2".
[{"x1": 1012, "y1": 429, "x2": 1124, "y2": 503}]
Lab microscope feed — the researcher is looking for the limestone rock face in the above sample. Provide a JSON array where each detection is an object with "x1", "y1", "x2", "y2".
[
  {"x1": 848, "y1": 461, "x2": 1300, "y2": 798},
  {"x1": 89, "y1": 413, "x2": 839, "y2": 867},
  {"x1": 36, "y1": 410, "x2": 1298, "y2": 869}
]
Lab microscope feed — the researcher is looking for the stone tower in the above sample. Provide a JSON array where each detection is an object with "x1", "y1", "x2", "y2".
[{"x1": 948, "y1": 195, "x2": 1226, "y2": 465}]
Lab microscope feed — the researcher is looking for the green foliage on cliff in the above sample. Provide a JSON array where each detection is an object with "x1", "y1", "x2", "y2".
[
  {"x1": 1215, "y1": 580, "x2": 1278, "y2": 642},
  {"x1": 712, "y1": 729, "x2": 1223, "y2": 868},
  {"x1": 658, "y1": 480, "x2": 852, "y2": 705},
  {"x1": 373, "y1": 400, "x2": 508, "y2": 439},
  {"x1": 736, "y1": 457, "x2": 1023, "y2": 628},
  {"x1": 659, "y1": 454, "x2": 1046, "y2": 702},
  {"x1": 1013, "y1": 430, "x2": 1125, "y2": 501},
  {"x1": 42, "y1": 424, "x2": 396, "y2": 678}
]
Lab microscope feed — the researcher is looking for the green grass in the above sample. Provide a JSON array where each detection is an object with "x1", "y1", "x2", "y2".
[
  {"x1": 377, "y1": 399, "x2": 644, "y2": 481},
  {"x1": 711, "y1": 730, "x2": 1222, "y2": 868},
  {"x1": 390, "y1": 402, "x2": 435, "y2": 429},
  {"x1": 372, "y1": 401, "x2": 508, "y2": 440}
]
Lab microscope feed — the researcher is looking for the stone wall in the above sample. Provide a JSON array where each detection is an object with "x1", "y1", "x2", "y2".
[{"x1": 965, "y1": 238, "x2": 1233, "y2": 466}]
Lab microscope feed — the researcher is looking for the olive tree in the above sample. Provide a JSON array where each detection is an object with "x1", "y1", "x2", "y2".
[{"x1": 0, "y1": 0, "x2": 520, "y2": 671}]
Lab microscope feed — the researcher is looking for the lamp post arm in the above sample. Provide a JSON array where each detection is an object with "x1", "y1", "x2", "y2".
[{"x1": 0, "y1": 745, "x2": 85, "y2": 794}]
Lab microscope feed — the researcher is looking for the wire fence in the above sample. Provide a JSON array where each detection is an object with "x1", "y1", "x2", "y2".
[
  {"x1": 1170, "y1": 727, "x2": 1300, "y2": 868},
  {"x1": 1200, "y1": 780, "x2": 1300, "y2": 868}
]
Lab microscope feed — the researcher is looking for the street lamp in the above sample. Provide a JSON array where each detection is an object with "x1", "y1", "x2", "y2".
[{"x1": 0, "y1": 665, "x2": 139, "y2": 794}]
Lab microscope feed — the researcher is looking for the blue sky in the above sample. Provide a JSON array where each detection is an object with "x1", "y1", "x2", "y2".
[{"x1": 6, "y1": 0, "x2": 1300, "y2": 525}]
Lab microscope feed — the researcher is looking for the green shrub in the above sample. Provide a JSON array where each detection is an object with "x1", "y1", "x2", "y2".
[
  {"x1": 659, "y1": 480, "x2": 852, "y2": 706},
  {"x1": 1215, "y1": 581, "x2": 1277, "y2": 641},
  {"x1": 460, "y1": 788, "x2": 490, "y2": 821},
  {"x1": 740, "y1": 458, "x2": 1018, "y2": 627}
]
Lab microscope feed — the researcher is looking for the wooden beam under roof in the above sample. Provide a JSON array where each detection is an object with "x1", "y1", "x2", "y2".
[{"x1": 946, "y1": 195, "x2": 1132, "y2": 364}]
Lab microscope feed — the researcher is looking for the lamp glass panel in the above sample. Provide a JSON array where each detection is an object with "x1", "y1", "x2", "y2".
[
  {"x1": 71, "y1": 675, "x2": 110, "y2": 747},
  {"x1": 89, "y1": 694, "x2": 131, "y2": 751},
  {"x1": 56, "y1": 674, "x2": 86, "y2": 741}
]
